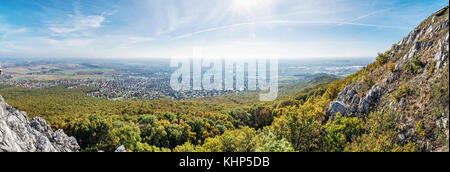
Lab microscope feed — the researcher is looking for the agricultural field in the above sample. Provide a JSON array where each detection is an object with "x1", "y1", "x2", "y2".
[{"x1": 2, "y1": 62, "x2": 116, "y2": 81}]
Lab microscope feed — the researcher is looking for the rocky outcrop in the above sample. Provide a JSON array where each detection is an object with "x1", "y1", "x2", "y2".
[
  {"x1": 326, "y1": 6, "x2": 449, "y2": 151},
  {"x1": 328, "y1": 6, "x2": 449, "y2": 118},
  {"x1": 328, "y1": 101, "x2": 349, "y2": 119},
  {"x1": 0, "y1": 95, "x2": 79, "y2": 152},
  {"x1": 357, "y1": 86, "x2": 384, "y2": 116},
  {"x1": 115, "y1": 145, "x2": 127, "y2": 152},
  {"x1": 328, "y1": 85, "x2": 384, "y2": 118}
]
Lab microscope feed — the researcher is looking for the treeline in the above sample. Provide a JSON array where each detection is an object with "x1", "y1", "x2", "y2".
[
  {"x1": 0, "y1": 61, "x2": 420, "y2": 151},
  {"x1": 0, "y1": 85, "x2": 280, "y2": 151}
]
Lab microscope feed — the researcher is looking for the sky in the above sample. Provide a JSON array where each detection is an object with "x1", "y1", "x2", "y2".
[{"x1": 0, "y1": 0, "x2": 448, "y2": 59}]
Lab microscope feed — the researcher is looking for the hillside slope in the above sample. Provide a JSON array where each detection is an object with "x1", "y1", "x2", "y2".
[{"x1": 327, "y1": 6, "x2": 449, "y2": 152}]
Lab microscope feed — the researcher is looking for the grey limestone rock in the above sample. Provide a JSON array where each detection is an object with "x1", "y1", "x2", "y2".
[{"x1": 0, "y1": 95, "x2": 80, "y2": 152}]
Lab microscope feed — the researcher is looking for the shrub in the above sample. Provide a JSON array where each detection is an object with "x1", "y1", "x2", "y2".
[
  {"x1": 219, "y1": 127, "x2": 258, "y2": 152},
  {"x1": 256, "y1": 131, "x2": 295, "y2": 152},
  {"x1": 135, "y1": 142, "x2": 171, "y2": 152},
  {"x1": 110, "y1": 121, "x2": 143, "y2": 151},
  {"x1": 362, "y1": 75, "x2": 374, "y2": 87},
  {"x1": 393, "y1": 82, "x2": 409, "y2": 101},
  {"x1": 162, "y1": 112, "x2": 177, "y2": 122},
  {"x1": 376, "y1": 50, "x2": 391, "y2": 66},
  {"x1": 197, "y1": 127, "x2": 259, "y2": 152},
  {"x1": 387, "y1": 62, "x2": 395, "y2": 73},
  {"x1": 344, "y1": 112, "x2": 418, "y2": 152},
  {"x1": 323, "y1": 114, "x2": 365, "y2": 152},
  {"x1": 198, "y1": 137, "x2": 223, "y2": 152},
  {"x1": 249, "y1": 104, "x2": 274, "y2": 129},
  {"x1": 173, "y1": 142, "x2": 198, "y2": 152},
  {"x1": 416, "y1": 121, "x2": 426, "y2": 137},
  {"x1": 271, "y1": 112, "x2": 322, "y2": 152},
  {"x1": 345, "y1": 133, "x2": 418, "y2": 152},
  {"x1": 428, "y1": 60, "x2": 436, "y2": 75},
  {"x1": 406, "y1": 55, "x2": 424, "y2": 74},
  {"x1": 228, "y1": 107, "x2": 252, "y2": 128},
  {"x1": 139, "y1": 114, "x2": 158, "y2": 125}
]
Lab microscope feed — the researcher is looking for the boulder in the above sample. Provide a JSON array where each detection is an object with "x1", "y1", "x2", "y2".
[
  {"x1": 115, "y1": 145, "x2": 127, "y2": 152},
  {"x1": 328, "y1": 101, "x2": 349, "y2": 119}
]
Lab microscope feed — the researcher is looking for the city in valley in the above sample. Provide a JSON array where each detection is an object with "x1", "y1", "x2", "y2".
[{"x1": 0, "y1": 57, "x2": 371, "y2": 101}]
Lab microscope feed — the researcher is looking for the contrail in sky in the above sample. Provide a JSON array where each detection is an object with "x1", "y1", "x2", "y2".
[{"x1": 174, "y1": 20, "x2": 408, "y2": 39}]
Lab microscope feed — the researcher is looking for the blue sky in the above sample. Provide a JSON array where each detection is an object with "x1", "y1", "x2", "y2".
[{"x1": 0, "y1": 0, "x2": 448, "y2": 59}]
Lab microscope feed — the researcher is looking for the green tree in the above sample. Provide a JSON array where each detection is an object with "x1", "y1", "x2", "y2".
[
  {"x1": 271, "y1": 112, "x2": 322, "y2": 152},
  {"x1": 322, "y1": 114, "x2": 365, "y2": 152},
  {"x1": 256, "y1": 131, "x2": 295, "y2": 152}
]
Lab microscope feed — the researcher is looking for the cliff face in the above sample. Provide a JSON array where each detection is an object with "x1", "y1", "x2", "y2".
[
  {"x1": 327, "y1": 6, "x2": 449, "y2": 152},
  {"x1": 0, "y1": 95, "x2": 80, "y2": 152}
]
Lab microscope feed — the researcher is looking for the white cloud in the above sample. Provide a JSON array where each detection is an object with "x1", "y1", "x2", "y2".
[
  {"x1": 49, "y1": 15, "x2": 105, "y2": 34},
  {"x1": 156, "y1": 4, "x2": 198, "y2": 35},
  {"x1": 0, "y1": 34, "x2": 157, "y2": 58},
  {"x1": 0, "y1": 24, "x2": 29, "y2": 40},
  {"x1": 46, "y1": 0, "x2": 113, "y2": 35}
]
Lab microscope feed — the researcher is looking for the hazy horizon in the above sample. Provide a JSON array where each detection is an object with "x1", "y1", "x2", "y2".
[
  {"x1": 1, "y1": 0, "x2": 448, "y2": 59},
  {"x1": 0, "y1": 56, "x2": 376, "y2": 61}
]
